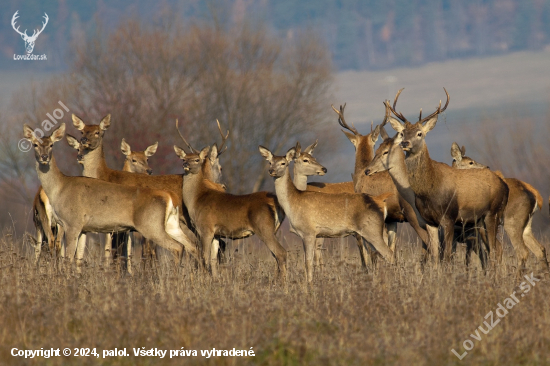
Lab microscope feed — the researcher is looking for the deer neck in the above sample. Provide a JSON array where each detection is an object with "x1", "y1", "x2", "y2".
[
  {"x1": 36, "y1": 156, "x2": 65, "y2": 200},
  {"x1": 274, "y1": 168, "x2": 300, "y2": 215},
  {"x1": 292, "y1": 166, "x2": 308, "y2": 191},
  {"x1": 354, "y1": 141, "x2": 374, "y2": 176},
  {"x1": 384, "y1": 146, "x2": 427, "y2": 226},
  {"x1": 181, "y1": 169, "x2": 206, "y2": 218},
  {"x1": 81, "y1": 143, "x2": 112, "y2": 179},
  {"x1": 404, "y1": 144, "x2": 438, "y2": 198}
]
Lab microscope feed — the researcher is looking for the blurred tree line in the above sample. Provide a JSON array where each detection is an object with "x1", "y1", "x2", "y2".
[{"x1": 2, "y1": 0, "x2": 550, "y2": 71}]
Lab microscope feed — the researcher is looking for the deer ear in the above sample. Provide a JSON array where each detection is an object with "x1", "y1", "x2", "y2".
[
  {"x1": 461, "y1": 145, "x2": 466, "y2": 156},
  {"x1": 66, "y1": 134, "x2": 80, "y2": 150},
  {"x1": 209, "y1": 144, "x2": 219, "y2": 164},
  {"x1": 421, "y1": 116, "x2": 438, "y2": 134},
  {"x1": 450, "y1": 142, "x2": 462, "y2": 162},
  {"x1": 342, "y1": 130, "x2": 358, "y2": 148},
  {"x1": 304, "y1": 140, "x2": 318, "y2": 155},
  {"x1": 50, "y1": 123, "x2": 66, "y2": 143},
  {"x1": 371, "y1": 125, "x2": 381, "y2": 143},
  {"x1": 387, "y1": 116, "x2": 405, "y2": 133},
  {"x1": 199, "y1": 146, "x2": 210, "y2": 161},
  {"x1": 258, "y1": 146, "x2": 273, "y2": 161},
  {"x1": 285, "y1": 147, "x2": 296, "y2": 162},
  {"x1": 23, "y1": 124, "x2": 36, "y2": 141},
  {"x1": 72, "y1": 114, "x2": 85, "y2": 130},
  {"x1": 99, "y1": 114, "x2": 111, "y2": 131},
  {"x1": 173, "y1": 145, "x2": 186, "y2": 159},
  {"x1": 380, "y1": 126, "x2": 389, "y2": 140},
  {"x1": 120, "y1": 138, "x2": 131, "y2": 156},
  {"x1": 145, "y1": 142, "x2": 158, "y2": 157},
  {"x1": 294, "y1": 142, "x2": 302, "y2": 157}
]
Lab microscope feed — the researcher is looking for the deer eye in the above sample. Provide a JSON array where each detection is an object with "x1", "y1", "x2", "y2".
[
  {"x1": 33, "y1": 144, "x2": 38, "y2": 147},
  {"x1": 132, "y1": 159, "x2": 137, "y2": 163},
  {"x1": 417, "y1": 132, "x2": 422, "y2": 137},
  {"x1": 399, "y1": 132, "x2": 403, "y2": 137},
  {"x1": 303, "y1": 159, "x2": 309, "y2": 163},
  {"x1": 49, "y1": 144, "x2": 53, "y2": 147},
  {"x1": 281, "y1": 162, "x2": 286, "y2": 166},
  {"x1": 95, "y1": 132, "x2": 99, "y2": 136},
  {"x1": 195, "y1": 159, "x2": 199, "y2": 163},
  {"x1": 469, "y1": 162, "x2": 474, "y2": 165},
  {"x1": 383, "y1": 151, "x2": 388, "y2": 155}
]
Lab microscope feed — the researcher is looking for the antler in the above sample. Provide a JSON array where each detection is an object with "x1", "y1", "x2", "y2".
[
  {"x1": 331, "y1": 103, "x2": 359, "y2": 135},
  {"x1": 31, "y1": 13, "x2": 49, "y2": 39},
  {"x1": 385, "y1": 88, "x2": 410, "y2": 124},
  {"x1": 11, "y1": 11, "x2": 27, "y2": 37},
  {"x1": 418, "y1": 87, "x2": 450, "y2": 125},
  {"x1": 175, "y1": 119, "x2": 199, "y2": 154},
  {"x1": 216, "y1": 119, "x2": 229, "y2": 155}
]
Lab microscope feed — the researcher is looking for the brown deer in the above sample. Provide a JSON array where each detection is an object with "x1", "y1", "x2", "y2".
[
  {"x1": 292, "y1": 140, "x2": 379, "y2": 268},
  {"x1": 120, "y1": 138, "x2": 159, "y2": 267},
  {"x1": 23, "y1": 123, "x2": 200, "y2": 270},
  {"x1": 174, "y1": 138, "x2": 287, "y2": 279},
  {"x1": 376, "y1": 88, "x2": 509, "y2": 265},
  {"x1": 450, "y1": 143, "x2": 549, "y2": 271},
  {"x1": 259, "y1": 145, "x2": 394, "y2": 283},
  {"x1": 330, "y1": 104, "x2": 431, "y2": 255},
  {"x1": 366, "y1": 123, "x2": 488, "y2": 267}
]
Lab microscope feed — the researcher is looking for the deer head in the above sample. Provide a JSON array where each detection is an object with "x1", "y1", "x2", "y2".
[
  {"x1": 293, "y1": 140, "x2": 327, "y2": 177},
  {"x1": 450, "y1": 143, "x2": 489, "y2": 169},
  {"x1": 72, "y1": 114, "x2": 111, "y2": 150},
  {"x1": 385, "y1": 88, "x2": 450, "y2": 155},
  {"x1": 12, "y1": 11, "x2": 48, "y2": 54},
  {"x1": 258, "y1": 146, "x2": 296, "y2": 178},
  {"x1": 121, "y1": 138, "x2": 157, "y2": 175},
  {"x1": 331, "y1": 103, "x2": 381, "y2": 152},
  {"x1": 23, "y1": 123, "x2": 65, "y2": 165}
]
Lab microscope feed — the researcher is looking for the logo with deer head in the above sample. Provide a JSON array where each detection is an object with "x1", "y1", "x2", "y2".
[{"x1": 11, "y1": 11, "x2": 48, "y2": 54}]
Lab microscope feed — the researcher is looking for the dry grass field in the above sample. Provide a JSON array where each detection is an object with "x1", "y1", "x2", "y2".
[{"x1": 0, "y1": 228, "x2": 549, "y2": 366}]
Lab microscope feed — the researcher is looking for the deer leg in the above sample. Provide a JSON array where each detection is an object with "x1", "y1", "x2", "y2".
[
  {"x1": 126, "y1": 233, "x2": 133, "y2": 275},
  {"x1": 354, "y1": 234, "x2": 370, "y2": 269},
  {"x1": 255, "y1": 228, "x2": 288, "y2": 281},
  {"x1": 484, "y1": 214, "x2": 502, "y2": 266},
  {"x1": 34, "y1": 228, "x2": 43, "y2": 266},
  {"x1": 387, "y1": 222, "x2": 398, "y2": 253},
  {"x1": 358, "y1": 219, "x2": 394, "y2": 264},
  {"x1": 75, "y1": 233, "x2": 87, "y2": 272},
  {"x1": 217, "y1": 239, "x2": 228, "y2": 265},
  {"x1": 199, "y1": 232, "x2": 216, "y2": 277},
  {"x1": 504, "y1": 220, "x2": 529, "y2": 277},
  {"x1": 303, "y1": 235, "x2": 316, "y2": 283},
  {"x1": 313, "y1": 238, "x2": 325, "y2": 270},
  {"x1": 424, "y1": 225, "x2": 440, "y2": 266},
  {"x1": 523, "y1": 216, "x2": 550, "y2": 271},
  {"x1": 104, "y1": 233, "x2": 113, "y2": 266},
  {"x1": 441, "y1": 220, "x2": 456, "y2": 263}
]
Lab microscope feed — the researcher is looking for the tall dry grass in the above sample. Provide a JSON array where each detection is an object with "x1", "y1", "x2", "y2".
[{"x1": 0, "y1": 226, "x2": 549, "y2": 366}]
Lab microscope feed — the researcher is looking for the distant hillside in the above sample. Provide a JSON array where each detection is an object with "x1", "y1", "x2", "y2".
[{"x1": 1, "y1": 0, "x2": 550, "y2": 71}]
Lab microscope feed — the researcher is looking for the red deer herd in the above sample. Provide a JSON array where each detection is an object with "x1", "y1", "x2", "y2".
[{"x1": 24, "y1": 88, "x2": 549, "y2": 282}]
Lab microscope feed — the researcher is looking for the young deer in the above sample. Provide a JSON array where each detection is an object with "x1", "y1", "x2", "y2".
[
  {"x1": 23, "y1": 123, "x2": 200, "y2": 270},
  {"x1": 377, "y1": 88, "x2": 509, "y2": 265},
  {"x1": 120, "y1": 138, "x2": 159, "y2": 266},
  {"x1": 450, "y1": 143, "x2": 549, "y2": 271},
  {"x1": 292, "y1": 141, "x2": 378, "y2": 268},
  {"x1": 259, "y1": 145, "x2": 394, "y2": 283},
  {"x1": 174, "y1": 142, "x2": 287, "y2": 279}
]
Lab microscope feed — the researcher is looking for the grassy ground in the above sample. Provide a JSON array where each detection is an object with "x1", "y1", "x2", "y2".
[{"x1": 0, "y1": 228, "x2": 549, "y2": 366}]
